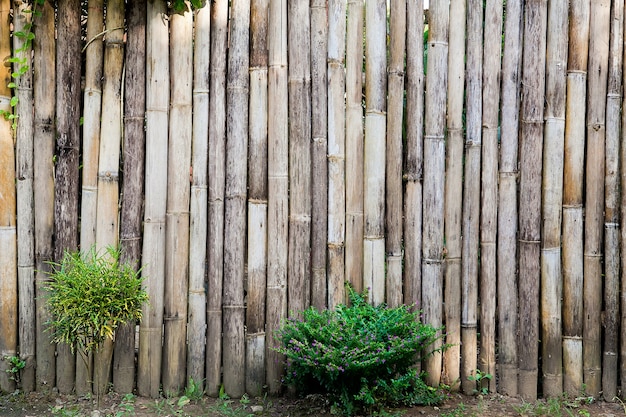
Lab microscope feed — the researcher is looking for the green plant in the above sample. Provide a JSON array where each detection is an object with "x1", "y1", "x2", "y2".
[
  {"x1": 467, "y1": 369, "x2": 492, "y2": 395},
  {"x1": 275, "y1": 285, "x2": 447, "y2": 416},
  {"x1": 206, "y1": 386, "x2": 254, "y2": 417},
  {"x1": 184, "y1": 377, "x2": 204, "y2": 402},
  {"x1": 114, "y1": 393, "x2": 136, "y2": 417},
  {"x1": 441, "y1": 402, "x2": 467, "y2": 417},
  {"x1": 2, "y1": 355, "x2": 25, "y2": 385}
]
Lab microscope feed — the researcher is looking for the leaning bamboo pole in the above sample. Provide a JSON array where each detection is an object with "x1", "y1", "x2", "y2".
[
  {"x1": 138, "y1": 0, "x2": 169, "y2": 398},
  {"x1": 266, "y1": 0, "x2": 289, "y2": 394},
  {"x1": 584, "y1": 0, "x2": 610, "y2": 398},
  {"x1": 205, "y1": 0, "x2": 228, "y2": 396},
  {"x1": 187, "y1": 2, "x2": 209, "y2": 392},
  {"x1": 246, "y1": 0, "x2": 269, "y2": 396},
  {"x1": 540, "y1": 0, "x2": 567, "y2": 398},
  {"x1": 345, "y1": 0, "x2": 364, "y2": 294},
  {"x1": 385, "y1": 0, "x2": 405, "y2": 308},
  {"x1": 498, "y1": 0, "x2": 523, "y2": 396},
  {"x1": 33, "y1": 0, "x2": 56, "y2": 392},
  {"x1": 461, "y1": 0, "x2": 483, "y2": 395},
  {"x1": 562, "y1": 0, "x2": 589, "y2": 396},
  {"x1": 223, "y1": 0, "x2": 250, "y2": 397},
  {"x1": 603, "y1": 0, "x2": 623, "y2": 400},
  {"x1": 422, "y1": 0, "x2": 448, "y2": 387},
  {"x1": 327, "y1": 0, "x2": 345, "y2": 308},
  {"x1": 311, "y1": 0, "x2": 328, "y2": 310},
  {"x1": 442, "y1": 0, "x2": 464, "y2": 391},
  {"x1": 518, "y1": 0, "x2": 547, "y2": 401}
]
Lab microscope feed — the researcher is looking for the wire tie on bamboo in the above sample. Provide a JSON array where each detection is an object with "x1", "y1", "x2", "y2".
[
  {"x1": 583, "y1": 252, "x2": 603, "y2": 258},
  {"x1": 248, "y1": 198, "x2": 268, "y2": 204},
  {"x1": 461, "y1": 322, "x2": 478, "y2": 329},
  {"x1": 605, "y1": 222, "x2": 619, "y2": 229},
  {"x1": 422, "y1": 257, "x2": 443, "y2": 265},
  {"x1": 424, "y1": 134, "x2": 445, "y2": 141},
  {"x1": 188, "y1": 289, "x2": 205, "y2": 295},
  {"x1": 518, "y1": 238, "x2": 540, "y2": 244},
  {"x1": 192, "y1": 89, "x2": 210, "y2": 95},
  {"x1": 562, "y1": 335, "x2": 583, "y2": 341},
  {"x1": 327, "y1": 242, "x2": 344, "y2": 250}
]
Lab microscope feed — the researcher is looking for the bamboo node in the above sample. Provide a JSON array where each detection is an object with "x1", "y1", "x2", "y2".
[
  {"x1": 327, "y1": 242, "x2": 344, "y2": 250},
  {"x1": 192, "y1": 89, "x2": 210, "y2": 94},
  {"x1": 328, "y1": 154, "x2": 345, "y2": 162},
  {"x1": 604, "y1": 222, "x2": 619, "y2": 229},
  {"x1": 422, "y1": 257, "x2": 443, "y2": 265}
]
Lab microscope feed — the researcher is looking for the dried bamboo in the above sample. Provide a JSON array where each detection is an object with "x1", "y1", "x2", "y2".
[
  {"x1": 54, "y1": 0, "x2": 82, "y2": 394},
  {"x1": 0, "y1": 0, "x2": 17, "y2": 393},
  {"x1": 363, "y1": 0, "x2": 386, "y2": 305},
  {"x1": 620, "y1": 0, "x2": 626, "y2": 396},
  {"x1": 266, "y1": 0, "x2": 289, "y2": 394},
  {"x1": 138, "y1": 0, "x2": 169, "y2": 398},
  {"x1": 422, "y1": 0, "x2": 448, "y2": 387},
  {"x1": 223, "y1": 0, "x2": 250, "y2": 397},
  {"x1": 540, "y1": 0, "x2": 567, "y2": 398},
  {"x1": 461, "y1": 0, "x2": 482, "y2": 395},
  {"x1": 562, "y1": 0, "x2": 588, "y2": 397},
  {"x1": 187, "y1": 3, "x2": 209, "y2": 392},
  {"x1": 584, "y1": 0, "x2": 610, "y2": 398},
  {"x1": 246, "y1": 0, "x2": 269, "y2": 396},
  {"x1": 33, "y1": 0, "x2": 56, "y2": 391},
  {"x1": 327, "y1": 0, "x2": 345, "y2": 308},
  {"x1": 442, "y1": 0, "x2": 464, "y2": 391},
  {"x1": 518, "y1": 0, "x2": 547, "y2": 401},
  {"x1": 205, "y1": 0, "x2": 228, "y2": 396},
  {"x1": 385, "y1": 0, "x2": 405, "y2": 308},
  {"x1": 345, "y1": 0, "x2": 364, "y2": 294},
  {"x1": 602, "y1": 0, "x2": 622, "y2": 401}
]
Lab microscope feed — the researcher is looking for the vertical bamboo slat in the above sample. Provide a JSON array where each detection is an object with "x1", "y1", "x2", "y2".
[{"x1": 620, "y1": 0, "x2": 626, "y2": 394}]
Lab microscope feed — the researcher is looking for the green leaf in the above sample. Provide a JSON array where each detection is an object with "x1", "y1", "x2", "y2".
[
  {"x1": 27, "y1": 32, "x2": 35, "y2": 41},
  {"x1": 14, "y1": 31, "x2": 26, "y2": 38},
  {"x1": 10, "y1": 96, "x2": 18, "y2": 107},
  {"x1": 7, "y1": 82, "x2": 16, "y2": 89}
]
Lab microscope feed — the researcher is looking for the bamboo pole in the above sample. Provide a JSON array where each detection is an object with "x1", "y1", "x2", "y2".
[
  {"x1": 138, "y1": 0, "x2": 169, "y2": 398},
  {"x1": 205, "y1": 0, "x2": 228, "y2": 396},
  {"x1": 266, "y1": 0, "x2": 289, "y2": 394},
  {"x1": 602, "y1": 0, "x2": 622, "y2": 401},
  {"x1": 363, "y1": 0, "x2": 386, "y2": 305},
  {"x1": 345, "y1": 0, "x2": 364, "y2": 294},
  {"x1": 518, "y1": 0, "x2": 547, "y2": 401},
  {"x1": 33, "y1": 0, "x2": 56, "y2": 392},
  {"x1": 584, "y1": 0, "x2": 610, "y2": 398},
  {"x1": 620, "y1": 0, "x2": 626, "y2": 396},
  {"x1": 311, "y1": 0, "x2": 328, "y2": 310},
  {"x1": 327, "y1": 0, "x2": 345, "y2": 308},
  {"x1": 223, "y1": 0, "x2": 250, "y2": 397},
  {"x1": 54, "y1": 0, "x2": 82, "y2": 394},
  {"x1": 422, "y1": 0, "x2": 448, "y2": 387},
  {"x1": 246, "y1": 0, "x2": 269, "y2": 396},
  {"x1": 187, "y1": 3, "x2": 209, "y2": 392},
  {"x1": 498, "y1": 0, "x2": 523, "y2": 396},
  {"x1": 461, "y1": 0, "x2": 483, "y2": 395},
  {"x1": 442, "y1": 0, "x2": 464, "y2": 391},
  {"x1": 540, "y1": 0, "x2": 567, "y2": 398},
  {"x1": 562, "y1": 0, "x2": 588, "y2": 397},
  {"x1": 385, "y1": 0, "x2": 405, "y2": 308}
]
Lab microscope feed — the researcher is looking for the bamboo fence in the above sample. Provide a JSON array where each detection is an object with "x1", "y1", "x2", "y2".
[{"x1": 5, "y1": 0, "x2": 626, "y2": 402}]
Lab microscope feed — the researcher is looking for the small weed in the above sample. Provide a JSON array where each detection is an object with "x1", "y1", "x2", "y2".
[
  {"x1": 467, "y1": 369, "x2": 492, "y2": 396},
  {"x1": 512, "y1": 393, "x2": 593, "y2": 417},
  {"x1": 441, "y1": 402, "x2": 467, "y2": 417},
  {"x1": 3, "y1": 355, "x2": 26, "y2": 386},
  {"x1": 184, "y1": 377, "x2": 204, "y2": 401},
  {"x1": 114, "y1": 393, "x2": 136, "y2": 417},
  {"x1": 206, "y1": 386, "x2": 254, "y2": 417},
  {"x1": 50, "y1": 404, "x2": 81, "y2": 417}
]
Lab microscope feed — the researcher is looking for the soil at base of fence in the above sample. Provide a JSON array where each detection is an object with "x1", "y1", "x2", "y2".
[{"x1": 1, "y1": 389, "x2": 625, "y2": 417}]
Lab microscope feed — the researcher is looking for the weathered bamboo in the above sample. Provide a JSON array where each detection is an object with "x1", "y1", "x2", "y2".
[
  {"x1": 562, "y1": 0, "x2": 588, "y2": 396},
  {"x1": 620, "y1": 0, "x2": 626, "y2": 395},
  {"x1": 584, "y1": 0, "x2": 610, "y2": 398},
  {"x1": 422, "y1": 0, "x2": 448, "y2": 387},
  {"x1": 33, "y1": 0, "x2": 56, "y2": 391},
  {"x1": 461, "y1": 0, "x2": 482, "y2": 395},
  {"x1": 0, "y1": 0, "x2": 17, "y2": 393},
  {"x1": 603, "y1": 0, "x2": 623, "y2": 401},
  {"x1": 266, "y1": 0, "x2": 289, "y2": 394},
  {"x1": 540, "y1": 0, "x2": 567, "y2": 398},
  {"x1": 54, "y1": 0, "x2": 82, "y2": 394},
  {"x1": 385, "y1": 0, "x2": 405, "y2": 308},
  {"x1": 345, "y1": 0, "x2": 364, "y2": 294},
  {"x1": 518, "y1": 0, "x2": 547, "y2": 401},
  {"x1": 206, "y1": 0, "x2": 228, "y2": 396},
  {"x1": 327, "y1": 0, "x2": 345, "y2": 308},
  {"x1": 311, "y1": 0, "x2": 328, "y2": 310},
  {"x1": 246, "y1": 0, "x2": 269, "y2": 396},
  {"x1": 187, "y1": 2, "x2": 209, "y2": 392},
  {"x1": 363, "y1": 0, "x2": 386, "y2": 305},
  {"x1": 222, "y1": 0, "x2": 250, "y2": 397},
  {"x1": 138, "y1": 0, "x2": 169, "y2": 398}
]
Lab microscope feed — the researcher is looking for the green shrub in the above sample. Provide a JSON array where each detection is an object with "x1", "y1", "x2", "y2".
[{"x1": 275, "y1": 286, "x2": 446, "y2": 415}]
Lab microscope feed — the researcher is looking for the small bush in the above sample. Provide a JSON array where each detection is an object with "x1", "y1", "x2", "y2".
[{"x1": 275, "y1": 286, "x2": 446, "y2": 415}]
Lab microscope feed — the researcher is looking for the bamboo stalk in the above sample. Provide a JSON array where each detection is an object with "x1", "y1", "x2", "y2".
[
  {"x1": 205, "y1": 0, "x2": 228, "y2": 396},
  {"x1": 619, "y1": 0, "x2": 626, "y2": 396},
  {"x1": 518, "y1": 0, "x2": 547, "y2": 401},
  {"x1": 584, "y1": 0, "x2": 610, "y2": 398},
  {"x1": 138, "y1": 0, "x2": 169, "y2": 398},
  {"x1": 385, "y1": 0, "x2": 405, "y2": 308},
  {"x1": 327, "y1": 0, "x2": 345, "y2": 308},
  {"x1": 540, "y1": 0, "x2": 567, "y2": 398},
  {"x1": 442, "y1": 0, "x2": 464, "y2": 391},
  {"x1": 461, "y1": 0, "x2": 482, "y2": 395},
  {"x1": 345, "y1": 0, "x2": 364, "y2": 294},
  {"x1": 422, "y1": 0, "x2": 448, "y2": 387}
]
